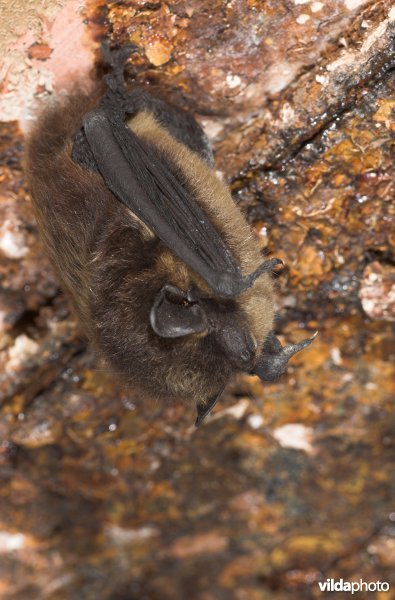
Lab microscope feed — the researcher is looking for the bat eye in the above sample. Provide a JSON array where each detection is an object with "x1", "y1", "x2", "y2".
[{"x1": 240, "y1": 349, "x2": 251, "y2": 363}]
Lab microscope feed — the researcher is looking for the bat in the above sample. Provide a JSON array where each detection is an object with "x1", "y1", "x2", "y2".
[{"x1": 26, "y1": 44, "x2": 316, "y2": 426}]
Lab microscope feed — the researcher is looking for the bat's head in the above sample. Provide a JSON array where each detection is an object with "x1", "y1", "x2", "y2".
[
  {"x1": 91, "y1": 252, "x2": 263, "y2": 408},
  {"x1": 91, "y1": 232, "x2": 315, "y2": 424},
  {"x1": 147, "y1": 281, "x2": 316, "y2": 424},
  {"x1": 149, "y1": 280, "x2": 316, "y2": 371},
  {"x1": 150, "y1": 283, "x2": 258, "y2": 372}
]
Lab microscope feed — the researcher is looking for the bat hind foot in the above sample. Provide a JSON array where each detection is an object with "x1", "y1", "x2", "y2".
[{"x1": 101, "y1": 40, "x2": 138, "y2": 92}]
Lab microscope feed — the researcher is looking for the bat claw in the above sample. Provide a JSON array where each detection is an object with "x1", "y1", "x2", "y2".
[
  {"x1": 101, "y1": 41, "x2": 137, "y2": 69},
  {"x1": 241, "y1": 257, "x2": 284, "y2": 291},
  {"x1": 101, "y1": 41, "x2": 138, "y2": 92}
]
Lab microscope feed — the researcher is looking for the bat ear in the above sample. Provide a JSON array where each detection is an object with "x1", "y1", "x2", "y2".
[
  {"x1": 253, "y1": 330, "x2": 317, "y2": 381},
  {"x1": 150, "y1": 284, "x2": 209, "y2": 338}
]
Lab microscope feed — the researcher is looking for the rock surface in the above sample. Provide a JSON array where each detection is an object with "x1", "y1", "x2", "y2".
[{"x1": 0, "y1": 0, "x2": 394, "y2": 598}]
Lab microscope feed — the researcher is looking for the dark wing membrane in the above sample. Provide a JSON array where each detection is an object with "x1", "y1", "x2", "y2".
[{"x1": 78, "y1": 109, "x2": 276, "y2": 297}]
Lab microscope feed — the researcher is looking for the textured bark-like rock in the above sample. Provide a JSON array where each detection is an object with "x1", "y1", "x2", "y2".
[
  {"x1": 359, "y1": 261, "x2": 395, "y2": 321},
  {"x1": 240, "y1": 73, "x2": 394, "y2": 318},
  {"x1": 0, "y1": 318, "x2": 393, "y2": 599},
  {"x1": 0, "y1": 0, "x2": 394, "y2": 598}
]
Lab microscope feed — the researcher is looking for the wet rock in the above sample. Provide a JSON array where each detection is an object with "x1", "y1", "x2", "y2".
[
  {"x1": 239, "y1": 73, "x2": 395, "y2": 317},
  {"x1": 168, "y1": 531, "x2": 229, "y2": 559},
  {"x1": 10, "y1": 414, "x2": 63, "y2": 448},
  {"x1": 360, "y1": 261, "x2": 395, "y2": 321},
  {"x1": 0, "y1": 1, "x2": 394, "y2": 598},
  {"x1": 0, "y1": 122, "x2": 59, "y2": 321},
  {"x1": 272, "y1": 423, "x2": 315, "y2": 454}
]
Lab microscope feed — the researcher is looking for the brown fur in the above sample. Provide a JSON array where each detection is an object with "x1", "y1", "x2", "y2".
[{"x1": 26, "y1": 90, "x2": 274, "y2": 406}]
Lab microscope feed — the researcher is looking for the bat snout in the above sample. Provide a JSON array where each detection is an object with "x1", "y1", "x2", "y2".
[{"x1": 216, "y1": 324, "x2": 257, "y2": 371}]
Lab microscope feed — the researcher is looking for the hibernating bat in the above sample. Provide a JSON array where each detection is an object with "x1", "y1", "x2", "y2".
[{"x1": 26, "y1": 44, "x2": 316, "y2": 426}]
